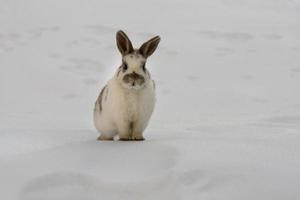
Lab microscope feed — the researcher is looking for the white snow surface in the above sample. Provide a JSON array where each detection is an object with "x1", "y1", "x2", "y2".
[{"x1": 1, "y1": 0, "x2": 300, "y2": 199}]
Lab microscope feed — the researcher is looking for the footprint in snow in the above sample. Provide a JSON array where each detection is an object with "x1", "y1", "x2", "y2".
[
  {"x1": 84, "y1": 25, "x2": 116, "y2": 35},
  {"x1": 263, "y1": 115, "x2": 300, "y2": 125},
  {"x1": 180, "y1": 169, "x2": 245, "y2": 194},
  {"x1": 291, "y1": 47, "x2": 300, "y2": 52},
  {"x1": 62, "y1": 94, "x2": 79, "y2": 100},
  {"x1": 262, "y1": 34, "x2": 283, "y2": 40},
  {"x1": 215, "y1": 47, "x2": 235, "y2": 56},
  {"x1": 240, "y1": 75, "x2": 254, "y2": 80},
  {"x1": 186, "y1": 75, "x2": 200, "y2": 81},
  {"x1": 136, "y1": 32, "x2": 156, "y2": 38},
  {"x1": 60, "y1": 58, "x2": 104, "y2": 74},
  {"x1": 26, "y1": 26, "x2": 60, "y2": 40},
  {"x1": 0, "y1": 32, "x2": 23, "y2": 52},
  {"x1": 20, "y1": 142, "x2": 180, "y2": 200},
  {"x1": 80, "y1": 37, "x2": 102, "y2": 46},
  {"x1": 165, "y1": 50, "x2": 179, "y2": 56},
  {"x1": 290, "y1": 68, "x2": 300, "y2": 73},
  {"x1": 83, "y1": 78, "x2": 99, "y2": 85},
  {"x1": 252, "y1": 98, "x2": 268, "y2": 104},
  {"x1": 197, "y1": 30, "x2": 254, "y2": 42},
  {"x1": 48, "y1": 53, "x2": 62, "y2": 59},
  {"x1": 65, "y1": 40, "x2": 80, "y2": 48}
]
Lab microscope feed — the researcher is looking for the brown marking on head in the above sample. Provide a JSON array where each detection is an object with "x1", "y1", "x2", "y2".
[
  {"x1": 121, "y1": 61, "x2": 128, "y2": 72},
  {"x1": 115, "y1": 31, "x2": 160, "y2": 90},
  {"x1": 133, "y1": 49, "x2": 143, "y2": 56}
]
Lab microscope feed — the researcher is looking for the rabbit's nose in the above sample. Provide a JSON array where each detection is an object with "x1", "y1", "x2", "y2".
[
  {"x1": 123, "y1": 72, "x2": 145, "y2": 86},
  {"x1": 131, "y1": 72, "x2": 142, "y2": 79}
]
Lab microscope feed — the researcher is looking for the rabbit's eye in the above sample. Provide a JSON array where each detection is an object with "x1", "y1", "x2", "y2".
[
  {"x1": 123, "y1": 63, "x2": 128, "y2": 71},
  {"x1": 142, "y1": 63, "x2": 146, "y2": 72}
]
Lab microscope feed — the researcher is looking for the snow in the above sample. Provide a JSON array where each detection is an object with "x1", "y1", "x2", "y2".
[{"x1": 1, "y1": 0, "x2": 300, "y2": 199}]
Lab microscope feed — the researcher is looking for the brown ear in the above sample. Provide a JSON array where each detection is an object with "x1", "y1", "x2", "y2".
[
  {"x1": 116, "y1": 30, "x2": 134, "y2": 56},
  {"x1": 139, "y1": 36, "x2": 161, "y2": 58}
]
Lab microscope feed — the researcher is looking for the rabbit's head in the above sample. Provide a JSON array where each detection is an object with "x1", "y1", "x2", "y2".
[{"x1": 115, "y1": 30, "x2": 160, "y2": 90}]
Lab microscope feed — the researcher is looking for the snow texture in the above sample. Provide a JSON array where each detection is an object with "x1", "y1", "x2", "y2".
[{"x1": 1, "y1": 0, "x2": 300, "y2": 199}]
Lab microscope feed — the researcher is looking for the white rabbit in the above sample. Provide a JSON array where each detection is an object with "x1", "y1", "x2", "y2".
[{"x1": 94, "y1": 30, "x2": 160, "y2": 141}]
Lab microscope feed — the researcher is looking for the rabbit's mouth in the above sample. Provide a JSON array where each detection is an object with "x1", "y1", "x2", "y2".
[{"x1": 123, "y1": 72, "x2": 145, "y2": 88}]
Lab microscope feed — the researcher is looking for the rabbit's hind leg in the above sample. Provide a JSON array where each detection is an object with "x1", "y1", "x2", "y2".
[
  {"x1": 97, "y1": 134, "x2": 114, "y2": 141},
  {"x1": 97, "y1": 129, "x2": 117, "y2": 141}
]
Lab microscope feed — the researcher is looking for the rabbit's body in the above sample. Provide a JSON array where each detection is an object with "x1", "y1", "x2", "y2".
[
  {"x1": 94, "y1": 31, "x2": 160, "y2": 141},
  {"x1": 94, "y1": 76, "x2": 155, "y2": 140}
]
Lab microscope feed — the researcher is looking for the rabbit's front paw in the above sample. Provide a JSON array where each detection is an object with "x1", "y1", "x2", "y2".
[
  {"x1": 132, "y1": 134, "x2": 145, "y2": 141},
  {"x1": 119, "y1": 134, "x2": 144, "y2": 141},
  {"x1": 119, "y1": 137, "x2": 132, "y2": 141}
]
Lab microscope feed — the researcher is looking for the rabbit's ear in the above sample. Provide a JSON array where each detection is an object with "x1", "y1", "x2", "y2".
[
  {"x1": 139, "y1": 36, "x2": 161, "y2": 58},
  {"x1": 116, "y1": 30, "x2": 134, "y2": 56}
]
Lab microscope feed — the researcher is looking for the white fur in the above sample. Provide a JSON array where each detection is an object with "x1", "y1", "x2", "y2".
[{"x1": 94, "y1": 54, "x2": 156, "y2": 140}]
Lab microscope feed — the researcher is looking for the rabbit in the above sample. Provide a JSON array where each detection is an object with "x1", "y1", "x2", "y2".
[{"x1": 94, "y1": 30, "x2": 160, "y2": 141}]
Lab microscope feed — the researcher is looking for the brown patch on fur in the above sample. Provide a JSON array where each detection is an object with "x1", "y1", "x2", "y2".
[
  {"x1": 97, "y1": 85, "x2": 107, "y2": 112},
  {"x1": 133, "y1": 49, "x2": 142, "y2": 56},
  {"x1": 121, "y1": 49, "x2": 145, "y2": 59},
  {"x1": 104, "y1": 87, "x2": 109, "y2": 101}
]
